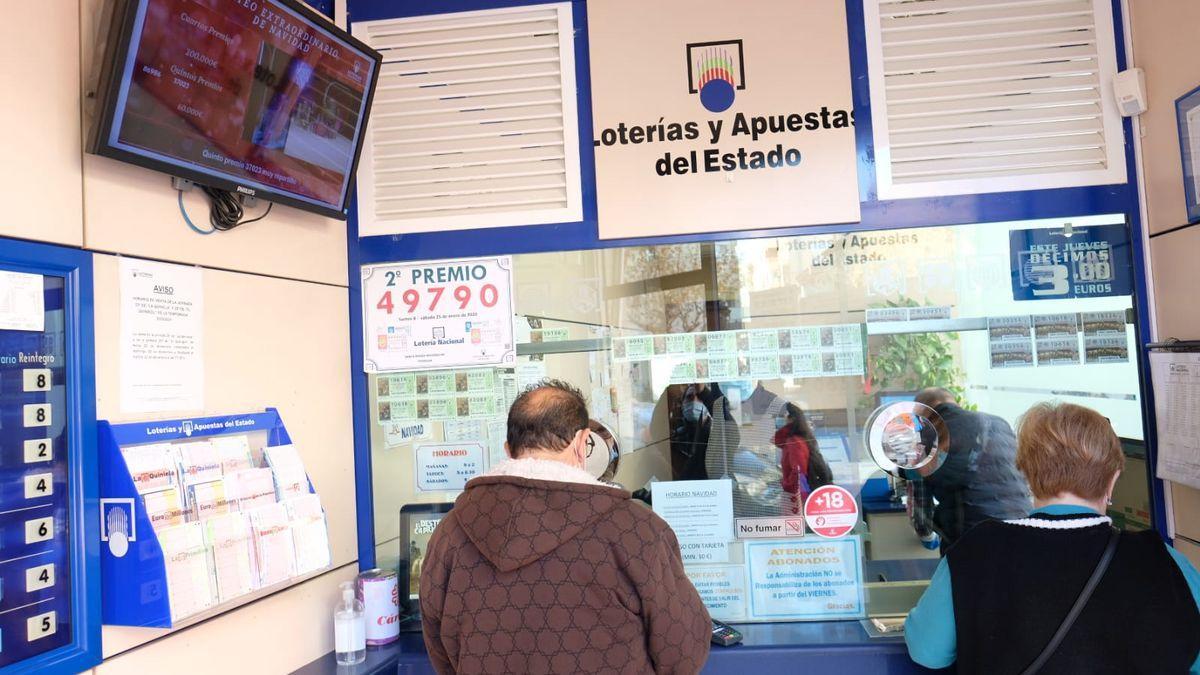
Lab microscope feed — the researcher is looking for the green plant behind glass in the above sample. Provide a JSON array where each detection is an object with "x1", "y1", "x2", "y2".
[{"x1": 866, "y1": 298, "x2": 974, "y2": 410}]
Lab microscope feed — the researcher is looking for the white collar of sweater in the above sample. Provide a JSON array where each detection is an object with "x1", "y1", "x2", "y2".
[
  {"x1": 1004, "y1": 514, "x2": 1113, "y2": 529},
  {"x1": 481, "y1": 457, "x2": 600, "y2": 486}
]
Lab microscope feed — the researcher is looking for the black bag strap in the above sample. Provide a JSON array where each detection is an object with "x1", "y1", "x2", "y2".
[{"x1": 1019, "y1": 526, "x2": 1120, "y2": 675}]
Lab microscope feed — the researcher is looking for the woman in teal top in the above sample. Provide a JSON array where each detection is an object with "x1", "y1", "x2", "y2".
[{"x1": 905, "y1": 402, "x2": 1200, "y2": 674}]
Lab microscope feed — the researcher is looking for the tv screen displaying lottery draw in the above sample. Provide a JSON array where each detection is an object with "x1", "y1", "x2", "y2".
[{"x1": 106, "y1": 0, "x2": 377, "y2": 213}]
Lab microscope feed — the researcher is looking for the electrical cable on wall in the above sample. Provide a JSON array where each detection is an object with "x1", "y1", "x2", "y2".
[
  {"x1": 177, "y1": 190, "x2": 214, "y2": 235},
  {"x1": 176, "y1": 180, "x2": 273, "y2": 235},
  {"x1": 201, "y1": 185, "x2": 273, "y2": 231}
]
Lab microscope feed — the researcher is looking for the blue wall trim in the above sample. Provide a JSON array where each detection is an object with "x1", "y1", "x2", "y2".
[
  {"x1": 346, "y1": 198, "x2": 378, "y2": 569},
  {"x1": 353, "y1": 184, "x2": 1137, "y2": 264},
  {"x1": 345, "y1": 0, "x2": 1170, "y2": 560},
  {"x1": 349, "y1": 0, "x2": 561, "y2": 22}
]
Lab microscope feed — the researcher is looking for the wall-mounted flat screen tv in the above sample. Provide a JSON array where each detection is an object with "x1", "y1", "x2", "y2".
[{"x1": 89, "y1": 0, "x2": 381, "y2": 219}]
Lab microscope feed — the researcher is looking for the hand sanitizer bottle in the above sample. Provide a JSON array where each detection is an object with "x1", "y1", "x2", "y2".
[{"x1": 334, "y1": 581, "x2": 366, "y2": 665}]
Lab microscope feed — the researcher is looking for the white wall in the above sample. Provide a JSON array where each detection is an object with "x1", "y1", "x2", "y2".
[{"x1": 0, "y1": 3, "x2": 83, "y2": 246}]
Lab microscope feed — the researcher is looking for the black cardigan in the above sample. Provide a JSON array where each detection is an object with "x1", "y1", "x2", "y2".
[{"x1": 946, "y1": 512, "x2": 1200, "y2": 674}]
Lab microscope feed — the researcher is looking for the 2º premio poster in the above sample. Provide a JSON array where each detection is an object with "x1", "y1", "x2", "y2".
[{"x1": 362, "y1": 256, "x2": 515, "y2": 372}]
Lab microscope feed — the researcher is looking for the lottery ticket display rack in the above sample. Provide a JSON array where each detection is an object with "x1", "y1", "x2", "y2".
[
  {"x1": 0, "y1": 238, "x2": 100, "y2": 675},
  {"x1": 98, "y1": 409, "x2": 331, "y2": 629}
]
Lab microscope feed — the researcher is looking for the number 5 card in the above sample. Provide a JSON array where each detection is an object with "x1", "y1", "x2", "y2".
[{"x1": 362, "y1": 256, "x2": 516, "y2": 373}]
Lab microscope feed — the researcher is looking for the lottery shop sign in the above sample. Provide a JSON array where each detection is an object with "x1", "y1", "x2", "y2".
[
  {"x1": 362, "y1": 256, "x2": 515, "y2": 372},
  {"x1": 803, "y1": 485, "x2": 859, "y2": 539},
  {"x1": 587, "y1": 0, "x2": 859, "y2": 239}
]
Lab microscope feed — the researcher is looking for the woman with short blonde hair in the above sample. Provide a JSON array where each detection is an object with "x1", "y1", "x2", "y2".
[
  {"x1": 1016, "y1": 402, "x2": 1125, "y2": 505},
  {"x1": 906, "y1": 402, "x2": 1200, "y2": 674}
]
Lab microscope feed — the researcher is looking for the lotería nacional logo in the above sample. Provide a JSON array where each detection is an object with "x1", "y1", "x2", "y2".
[{"x1": 686, "y1": 39, "x2": 745, "y2": 113}]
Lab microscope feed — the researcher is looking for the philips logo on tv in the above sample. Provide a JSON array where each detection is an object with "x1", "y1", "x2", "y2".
[{"x1": 236, "y1": 186, "x2": 256, "y2": 196}]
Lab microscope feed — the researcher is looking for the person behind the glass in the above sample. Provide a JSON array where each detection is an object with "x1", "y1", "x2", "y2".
[
  {"x1": 673, "y1": 384, "x2": 713, "y2": 480},
  {"x1": 887, "y1": 410, "x2": 942, "y2": 550},
  {"x1": 905, "y1": 402, "x2": 1200, "y2": 673},
  {"x1": 774, "y1": 402, "x2": 829, "y2": 513},
  {"x1": 908, "y1": 387, "x2": 1031, "y2": 553}
]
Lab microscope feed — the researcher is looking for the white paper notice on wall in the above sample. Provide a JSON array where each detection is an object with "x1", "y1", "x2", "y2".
[
  {"x1": 1150, "y1": 351, "x2": 1200, "y2": 490},
  {"x1": 587, "y1": 0, "x2": 860, "y2": 239},
  {"x1": 0, "y1": 270, "x2": 44, "y2": 332},
  {"x1": 651, "y1": 479, "x2": 735, "y2": 544},
  {"x1": 361, "y1": 257, "x2": 515, "y2": 373},
  {"x1": 119, "y1": 258, "x2": 204, "y2": 413}
]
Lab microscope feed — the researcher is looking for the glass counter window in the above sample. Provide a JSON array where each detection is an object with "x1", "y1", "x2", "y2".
[{"x1": 367, "y1": 213, "x2": 1146, "y2": 626}]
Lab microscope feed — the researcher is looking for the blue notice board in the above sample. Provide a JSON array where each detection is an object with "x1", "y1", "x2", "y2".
[
  {"x1": 1009, "y1": 223, "x2": 1133, "y2": 301},
  {"x1": 0, "y1": 239, "x2": 99, "y2": 675}
]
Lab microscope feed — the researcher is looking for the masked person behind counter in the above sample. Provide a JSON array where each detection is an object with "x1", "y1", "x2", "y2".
[
  {"x1": 420, "y1": 380, "x2": 711, "y2": 675},
  {"x1": 911, "y1": 387, "x2": 1031, "y2": 551},
  {"x1": 906, "y1": 402, "x2": 1200, "y2": 674}
]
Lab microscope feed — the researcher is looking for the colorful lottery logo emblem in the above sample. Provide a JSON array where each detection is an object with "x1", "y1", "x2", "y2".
[{"x1": 686, "y1": 40, "x2": 746, "y2": 113}]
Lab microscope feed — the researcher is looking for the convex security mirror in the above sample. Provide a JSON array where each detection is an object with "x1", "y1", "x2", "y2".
[
  {"x1": 585, "y1": 419, "x2": 621, "y2": 483},
  {"x1": 863, "y1": 401, "x2": 946, "y2": 475}
]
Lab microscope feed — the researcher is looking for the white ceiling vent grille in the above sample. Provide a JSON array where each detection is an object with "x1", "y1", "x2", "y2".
[
  {"x1": 864, "y1": 0, "x2": 1126, "y2": 199},
  {"x1": 353, "y1": 4, "x2": 582, "y2": 236}
]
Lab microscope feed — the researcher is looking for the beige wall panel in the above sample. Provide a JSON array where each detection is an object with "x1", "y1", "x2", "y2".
[
  {"x1": 1129, "y1": 0, "x2": 1200, "y2": 234},
  {"x1": 93, "y1": 253, "x2": 357, "y2": 654},
  {"x1": 81, "y1": 156, "x2": 350, "y2": 284},
  {"x1": 97, "y1": 564, "x2": 357, "y2": 669},
  {"x1": 1149, "y1": 228, "x2": 1200, "y2": 339},
  {"x1": 1133, "y1": 0, "x2": 1200, "y2": 551},
  {"x1": 0, "y1": 2, "x2": 83, "y2": 246},
  {"x1": 78, "y1": 0, "x2": 349, "y2": 284},
  {"x1": 1172, "y1": 481, "x2": 1200, "y2": 543}
]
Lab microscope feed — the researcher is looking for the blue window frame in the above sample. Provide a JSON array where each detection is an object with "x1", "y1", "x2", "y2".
[{"x1": 343, "y1": 0, "x2": 1166, "y2": 569}]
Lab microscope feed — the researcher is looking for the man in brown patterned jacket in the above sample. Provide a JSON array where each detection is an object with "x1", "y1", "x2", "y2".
[{"x1": 421, "y1": 380, "x2": 711, "y2": 674}]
